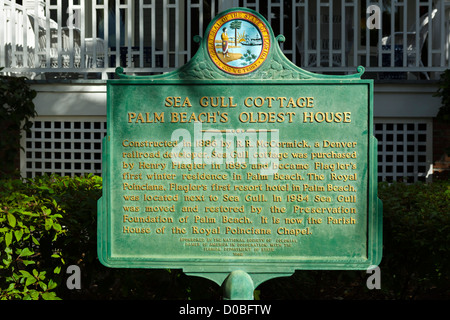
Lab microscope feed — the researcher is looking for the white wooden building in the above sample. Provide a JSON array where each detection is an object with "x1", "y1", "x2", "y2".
[{"x1": 1, "y1": 0, "x2": 449, "y2": 181}]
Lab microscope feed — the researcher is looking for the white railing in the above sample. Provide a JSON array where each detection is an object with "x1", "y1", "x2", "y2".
[{"x1": 1, "y1": 0, "x2": 449, "y2": 80}]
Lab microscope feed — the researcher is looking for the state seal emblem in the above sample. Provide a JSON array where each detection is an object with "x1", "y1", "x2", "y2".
[{"x1": 207, "y1": 10, "x2": 271, "y2": 75}]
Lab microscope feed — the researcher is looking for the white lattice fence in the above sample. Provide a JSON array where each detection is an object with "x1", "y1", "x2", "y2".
[
  {"x1": 21, "y1": 116, "x2": 107, "y2": 178},
  {"x1": 374, "y1": 118, "x2": 433, "y2": 183}
]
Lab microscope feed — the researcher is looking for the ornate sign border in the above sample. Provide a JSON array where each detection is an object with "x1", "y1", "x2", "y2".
[{"x1": 100, "y1": 8, "x2": 381, "y2": 291}]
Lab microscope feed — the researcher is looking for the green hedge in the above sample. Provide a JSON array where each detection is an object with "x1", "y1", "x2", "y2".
[
  {"x1": 1, "y1": 175, "x2": 449, "y2": 300},
  {"x1": 377, "y1": 180, "x2": 450, "y2": 299},
  {"x1": 0, "y1": 71, "x2": 37, "y2": 176},
  {"x1": 0, "y1": 175, "x2": 101, "y2": 299}
]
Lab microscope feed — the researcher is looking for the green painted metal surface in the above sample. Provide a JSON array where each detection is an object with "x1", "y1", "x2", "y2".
[{"x1": 98, "y1": 8, "x2": 382, "y2": 288}]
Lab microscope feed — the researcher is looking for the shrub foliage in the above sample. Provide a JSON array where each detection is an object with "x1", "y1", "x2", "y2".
[
  {"x1": 0, "y1": 175, "x2": 101, "y2": 300},
  {"x1": 0, "y1": 71, "x2": 37, "y2": 175}
]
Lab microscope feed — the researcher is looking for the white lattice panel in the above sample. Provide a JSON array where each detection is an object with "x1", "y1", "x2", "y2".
[
  {"x1": 21, "y1": 116, "x2": 107, "y2": 178},
  {"x1": 374, "y1": 118, "x2": 433, "y2": 183}
]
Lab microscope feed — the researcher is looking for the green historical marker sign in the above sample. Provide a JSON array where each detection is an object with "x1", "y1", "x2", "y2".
[{"x1": 98, "y1": 8, "x2": 382, "y2": 297}]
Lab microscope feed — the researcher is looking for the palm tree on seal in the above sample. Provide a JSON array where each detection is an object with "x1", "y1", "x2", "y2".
[{"x1": 230, "y1": 20, "x2": 242, "y2": 46}]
